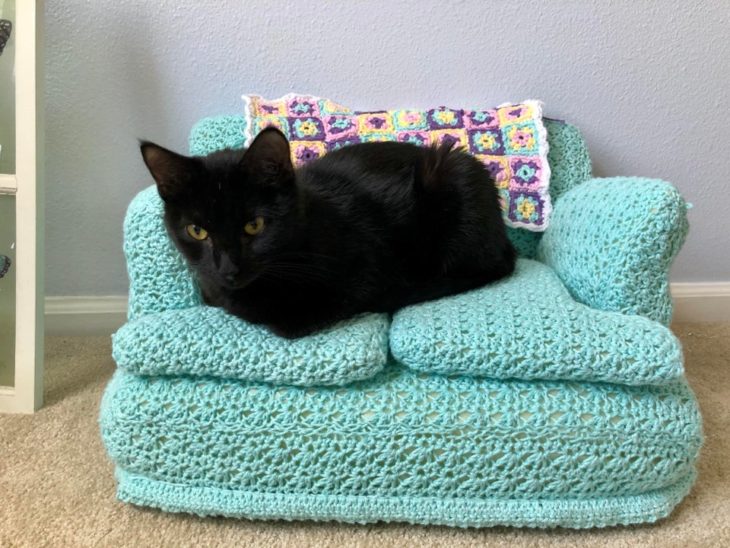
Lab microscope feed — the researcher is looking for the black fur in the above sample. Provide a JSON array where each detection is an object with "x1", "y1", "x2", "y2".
[{"x1": 141, "y1": 128, "x2": 515, "y2": 338}]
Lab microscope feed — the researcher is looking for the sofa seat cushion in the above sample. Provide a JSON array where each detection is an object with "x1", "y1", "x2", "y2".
[
  {"x1": 100, "y1": 365, "x2": 702, "y2": 528},
  {"x1": 112, "y1": 307, "x2": 389, "y2": 387},
  {"x1": 390, "y1": 259, "x2": 683, "y2": 385}
]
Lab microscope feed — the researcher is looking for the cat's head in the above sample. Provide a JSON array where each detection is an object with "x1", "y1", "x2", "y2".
[{"x1": 140, "y1": 128, "x2": 299, "y2": 290}]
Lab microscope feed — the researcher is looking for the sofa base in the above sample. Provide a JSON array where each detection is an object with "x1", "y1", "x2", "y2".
[
  {"x1": 102, "y1": 366, "x2": 702, "y2": 529},
  {"x1": 116, "y1": 468, "x2": 695, "y2": 529}
]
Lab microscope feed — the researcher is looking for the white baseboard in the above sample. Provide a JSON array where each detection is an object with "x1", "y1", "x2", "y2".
[
  {"x1": 42, "y1": 284, "x2": 730, "y2": 336},
  {"x1": 671, "y1": 282, "x2": 730, "y2": 323},
  {"x1": 44, "y1": 296, "x2": 127, "y2": 336}
]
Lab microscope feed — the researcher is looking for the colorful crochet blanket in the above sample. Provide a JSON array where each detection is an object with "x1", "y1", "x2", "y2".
[{"x1": 242, "y1": 93, "x2": 552, "y2": 231}]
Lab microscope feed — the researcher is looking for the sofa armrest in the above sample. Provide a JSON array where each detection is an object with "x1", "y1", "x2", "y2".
[
  {"x1": 537, "y1": 177, "x2": 689, "y2": 325},
  {"x1": 124, "y1": 186, "x2": 202, "y2": 320}
]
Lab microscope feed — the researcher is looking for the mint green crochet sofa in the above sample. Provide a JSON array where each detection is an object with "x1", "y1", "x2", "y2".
[{"x1": 100, "y1": 115, "x2": 702, "y2": 529}]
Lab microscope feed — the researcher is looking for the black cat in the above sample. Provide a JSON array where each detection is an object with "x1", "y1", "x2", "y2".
[{"x1": 141, "y1": 128, "x2": 515, "y2": 338}]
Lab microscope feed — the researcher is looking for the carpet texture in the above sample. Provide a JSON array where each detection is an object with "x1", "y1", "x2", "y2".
[{"x1": 1, "y1": 323, "x2": 728, "y2": 546}]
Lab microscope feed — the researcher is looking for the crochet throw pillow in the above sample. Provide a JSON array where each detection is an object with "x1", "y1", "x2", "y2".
[
  {"x1": 242, "y1": 93, "x2": 552, "y2": 231},
  {"x1": 390, "y1": 259, "x2": 684, "y2": 385},
  {"x1": 113, "y1": 305, "x2": 390, "y2": 387}
]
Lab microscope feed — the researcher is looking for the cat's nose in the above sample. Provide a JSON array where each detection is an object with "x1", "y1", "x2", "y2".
[
  {"x1": 219, "y1": 266, "x2": 241, "y2": 286},
  {"x1": 220, "y1": 265, "x2": 239, "y2": 280},
  {"x1": 217, "y1": 254, "x2": 240, "y2": 281}
]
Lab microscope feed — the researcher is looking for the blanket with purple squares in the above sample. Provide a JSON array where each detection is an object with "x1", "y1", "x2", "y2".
[{"x1": 243, "y1": 94, "x2": 551, "y2": 231}]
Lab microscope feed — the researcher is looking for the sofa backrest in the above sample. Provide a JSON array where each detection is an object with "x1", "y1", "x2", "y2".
[{"x1": 188, "y1": 116, "x2": 592, "y2": 258}]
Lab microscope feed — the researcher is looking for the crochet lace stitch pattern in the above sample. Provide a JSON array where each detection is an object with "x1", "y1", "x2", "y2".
[
  {"x1": 391, "y1": 258, "x2": 683, "y2": 385},
  {"x1": 243, "y1": 94, "x2": 552, "y2": 231},
  {"x1": 100, "y1": 363, "x2": 702, "y2": 528},
  {"x1": 113, "y1": 307, "x2": 389, "y2": 386},
  {"x1": 538, "y1": 177, "x2": 689, "y2": 326}
]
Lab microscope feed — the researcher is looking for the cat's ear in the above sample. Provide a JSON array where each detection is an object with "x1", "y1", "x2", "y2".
[
  {"x1": 243, "y1": 127, "x2": 294, "y2": 183},
  {"x1": 140, "y1": 141, "x2": 199, "y2": 202}
]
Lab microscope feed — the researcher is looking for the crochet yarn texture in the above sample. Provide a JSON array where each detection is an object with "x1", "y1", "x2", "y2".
[
  {"x1": 391, "y1": 258, "x2": 683, "y2": 385},
  {"x1": 113, "y1": 307, "x2": 389, "y2": 386},
  {"x1": 538, "y1": 177, "x2": 689, "y2": 325},
  {"x1": 100, "y1": 362, "x2": 702, "y2": 528},
  {"x1": 243, "y1": 94, "x2": 552, "y2": 231}
]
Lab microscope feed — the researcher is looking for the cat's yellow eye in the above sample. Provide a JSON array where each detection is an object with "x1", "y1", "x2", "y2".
[
  {"x1": 244, "y1": 216, "x2": 265, "y2": 236},
  {"x1": 186, "y1": 224, "x2": 209, "y2": 241}
]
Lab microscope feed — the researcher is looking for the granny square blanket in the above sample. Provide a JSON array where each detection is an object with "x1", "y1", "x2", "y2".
[{"x1": 242, "y1": 93, "x2": 552, "y2": 231}]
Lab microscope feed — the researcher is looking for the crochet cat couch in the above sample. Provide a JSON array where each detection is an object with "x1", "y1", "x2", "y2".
[{"x1": 100, "y1": 112, "x2": 702, "y2": 529}]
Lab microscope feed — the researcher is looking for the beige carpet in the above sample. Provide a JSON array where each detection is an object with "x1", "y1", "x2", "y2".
[{"x1": 1, "y1": 323, "x2": 728, "y2": 547}]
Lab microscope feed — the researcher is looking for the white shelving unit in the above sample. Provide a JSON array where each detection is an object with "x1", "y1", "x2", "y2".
[{"x1": 0, "y1": 0, "x2": 44, "y2": 413}]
